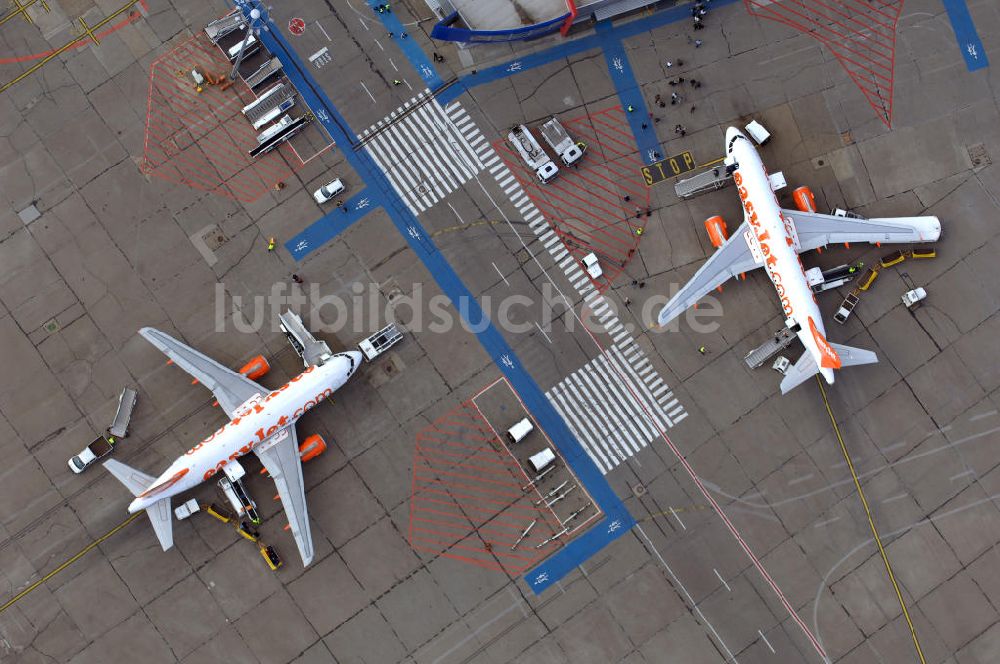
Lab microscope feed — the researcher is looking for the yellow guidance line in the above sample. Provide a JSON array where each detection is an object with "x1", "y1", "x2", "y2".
[
  {"x1": 0, "y1": 511, "x2": 142, "y2": 615},
  {"x1": 0, "y1": 0, "x2": 48, "y2": 28},
  {"x1": 816, "y1": 376, "x2": 927, "y2": 664},
  {"x1": 0, "y1": 0, "x2": 138, "y2": 94},
  {"x1": 430, "y1": 219, "x2": 502, "y2": 237}
]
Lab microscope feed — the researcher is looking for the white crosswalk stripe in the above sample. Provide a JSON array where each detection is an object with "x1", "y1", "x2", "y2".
[
  {"x1": 547, "y1": 347, "x2": 676, "y2": 474},
  {"x1": 443, "y1": 99, "x2": 688, "y2": 473},
  {"x1": 360, "y1": 91, "x2": 482, "y2": 215}
]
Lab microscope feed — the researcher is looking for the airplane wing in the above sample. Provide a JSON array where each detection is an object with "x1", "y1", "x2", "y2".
[
  {"x1": 657, "y1": 221, "x2": 763, "y2": 328},
  {"x1": 140, "y1": 327, "x2": 265, "y2": 418},
  {"x1": 255, "y1": 427, "x2": 314, "y2": 566},
  {"x1": 783, "y1": 210, "x2": 941, "y2": 252}
]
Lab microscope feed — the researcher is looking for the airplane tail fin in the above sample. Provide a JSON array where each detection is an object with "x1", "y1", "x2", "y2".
[
  {"x1": 103, "y1": 459, "x2": 174, "y2": 551},
  {"x1": 808, "y1": 317, "x2": 841, "y2": 369}
]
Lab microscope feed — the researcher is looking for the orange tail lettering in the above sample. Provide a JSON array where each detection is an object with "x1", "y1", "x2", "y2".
[{"x1": 808, "y1": 317, "x2": 841, "y2": 369}]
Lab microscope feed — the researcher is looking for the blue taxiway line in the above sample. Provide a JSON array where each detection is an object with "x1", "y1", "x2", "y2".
[
  {"x1": 941, "y1": 0, "x2": 988, "y2": 71},
  {"x1": 364, "y1": 1, "x2": 444, "y2": 89},
  {"x1": 235, "y1": 0, "x2": 634, "y2": 594},
  {"x1": 286, "y1": 189, "x2": 375, "y2": 260},
  {"x1": 595, "y1": 22, "x2": 663, "y2": 165}
]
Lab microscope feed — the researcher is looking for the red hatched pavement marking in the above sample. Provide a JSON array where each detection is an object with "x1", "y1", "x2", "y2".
[
  {"x1": 744, "y1": 0, "x2": 904, "y2": 127},
  {"x1": 409, "y1": 401, "x2": 566, "y2": 574},
  {"x1": 141, "y1": 33, "x2": 300, "y2": 202},
  {"x1": 493, "y1": 106, "x2": 650, "y2": 292}
]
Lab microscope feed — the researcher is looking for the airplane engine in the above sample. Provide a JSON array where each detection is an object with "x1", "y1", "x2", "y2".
[
  {"x1": 792, "y1": 186, "x2": 817, "y2": 213},
  {"x1": 704, "y1": 215, "x2": 728, "y2": 248},
  {"x1": 299, "y1": 434, "x2": 326, "y2": 462},
  {"x1": 239, "y1": 355, "x2": 270, "y2": 380}
]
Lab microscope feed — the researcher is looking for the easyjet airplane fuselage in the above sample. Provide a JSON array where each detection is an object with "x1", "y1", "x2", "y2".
[
  {"x1": 129, "y1": 353, "x2": 359, "y2": 513},
  {"x1": 727, "y1": 128, "x2": 839, "y2": 383}
]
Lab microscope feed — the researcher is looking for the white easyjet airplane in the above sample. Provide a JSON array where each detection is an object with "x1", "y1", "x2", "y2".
[
  {"x1": 104, "y1": 327, "x2": 362, "y2": 565},
  {"x1": 658, "y1": 127, "x2": 941, "y2": 393}
]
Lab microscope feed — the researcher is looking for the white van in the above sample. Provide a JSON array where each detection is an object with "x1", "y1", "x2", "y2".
[
  {"x1": 227, "y1": 33, "x2": 259, "y2": 61},
  {"x1": 506, "y1": 417, "x2": 534, "y2": 444},
  {"x1": 527, "y1": 448, "x2": 556, "y2": 474},
  {"x1": 313, "y1": 177, "x2": 345, "y2": 204}
]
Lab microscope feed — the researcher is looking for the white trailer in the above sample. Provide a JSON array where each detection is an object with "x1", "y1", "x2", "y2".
[
  {"x1": 508, "y1": 125, "x2": 559, "y2": 184},
  {"x1": 539, "y1": 117, "x2": 585, "y2": 167}
]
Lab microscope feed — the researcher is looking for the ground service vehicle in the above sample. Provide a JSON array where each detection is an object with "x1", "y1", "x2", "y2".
[
  {"x1": 508, "y1": 124, "x2": 559, "y2": 184},
  {"x1": 744, "y1": 120, "x2": 771, "y2": 145},
  {"x1": 528, "y1": 448, "x2": 556, "y2": 474},
  {"x1": 359, "y1": 323, "x2": 403, "y2": 361},
  {"x1": 68, "y1": 435, "x2": 116, "y2": 474},
  {"x1": 313, "y1": 177, "x2": 345, "y2": 204},
  {"x1": 582, "y1": 252, "x2": 603, "y2": 279},
  {"x1": 539, "y1": 117, "x2": 585, "y2": 167},
  {"x1": 506, "y1": 418, "x2": 534, "y2": 444},
  {"x1": 903, "y1": 287, "x2": 927, "y2": 309}
]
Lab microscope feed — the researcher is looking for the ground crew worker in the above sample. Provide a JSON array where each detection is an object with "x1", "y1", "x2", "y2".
[
  {"x1": 267, "y1": 237, "x2": 276, "y2": 252},
  {"x1": 698, "y1": 345, "x2": 707, "y2": 355},
  {"x1": 635, "y1": 227, "x2": 644, "y2": 236},
  {"x1": 626, "y1": 104, "x2": 635, "y2": 113},
  {"x1": 393, "y1": 79, "x2": 402, "y2": 86}
]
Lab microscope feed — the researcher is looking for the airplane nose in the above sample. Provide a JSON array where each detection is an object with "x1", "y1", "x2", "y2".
[
  {"x1": 347, "y1": 350, "x2": 363, "y2": 373},
  {"x1": 725, "y1": 126, "x2": 742, "y2": 151}
]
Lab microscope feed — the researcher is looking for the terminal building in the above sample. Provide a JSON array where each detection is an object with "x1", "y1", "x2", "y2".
[{"x1": 424, "y1": 0, "x2": 661, "y2": 43}]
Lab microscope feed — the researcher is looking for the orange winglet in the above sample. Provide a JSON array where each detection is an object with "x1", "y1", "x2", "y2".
[
  {"x1": 212, "y1": 401, "x2": 218, "y2": 407},
  {"x1": 808, "y1": 317, "x2": 842, "y2": 369},
  {"x1": 274, "y1": 494, "x2": 281, "y2": 501},
  {"x1": 191, "y1": 379, "x2": 199, "y2": 385},
  {"x1": 166, "y1": 359, "x2": 174, "y2": 365},
  {"x1": 843, "y1": 242, "x2": 850, "y2": 249},
  {"x1": 283, "y1": 524, "x2": 291, "y2": 531}
]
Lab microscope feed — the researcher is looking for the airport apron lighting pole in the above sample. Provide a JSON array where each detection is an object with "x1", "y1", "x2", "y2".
[{"x1": 230, "y1": 7, "x2": 261, "y2": 81}]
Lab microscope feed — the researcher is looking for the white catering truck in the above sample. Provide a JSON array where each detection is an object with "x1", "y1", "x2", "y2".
[
  {"x1": 508, "y1": 124, "x2": 559, "y2": 184},
  {"x1": 539, "y1": 117, "x2": 585, "y2": 167}
]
